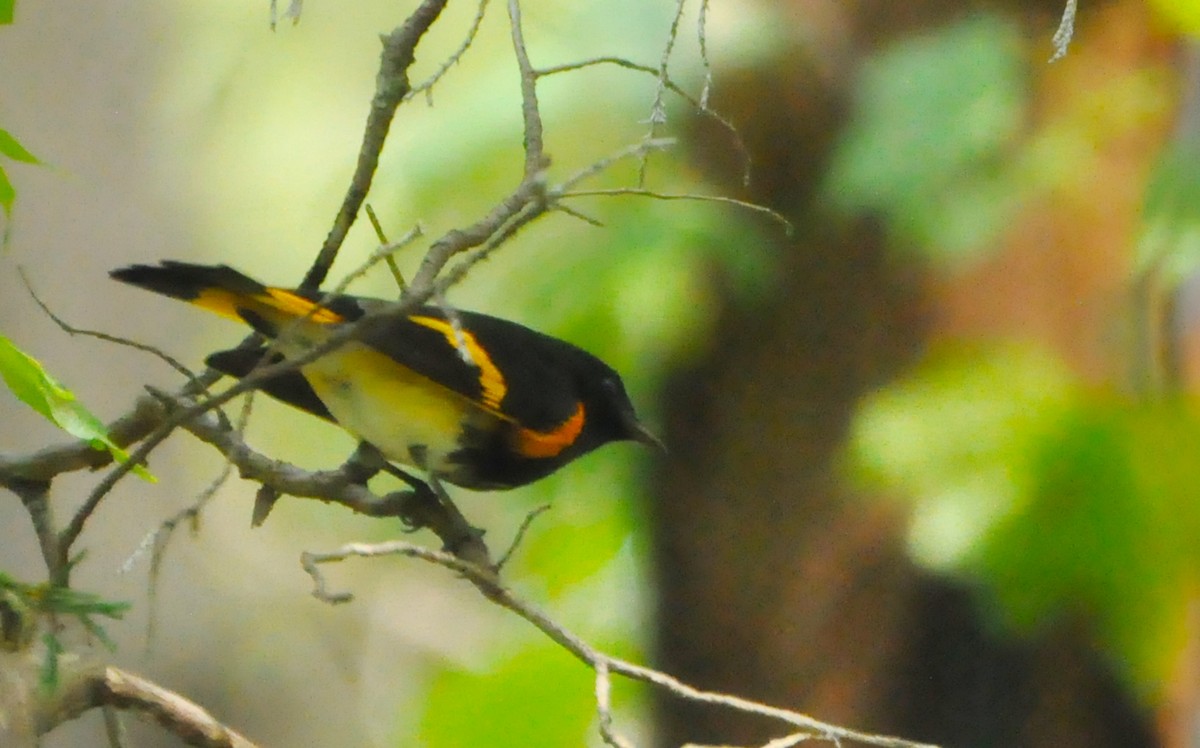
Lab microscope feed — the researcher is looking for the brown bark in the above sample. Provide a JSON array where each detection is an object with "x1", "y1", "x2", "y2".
[{"x1": 648, "y1": 2, "x2": 1160, "y2": 745}]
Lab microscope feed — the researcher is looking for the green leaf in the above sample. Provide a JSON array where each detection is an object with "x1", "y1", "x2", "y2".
[
  {"x1": 0, "y1": 0, "x2": 12, "y2": 25},
  {"x1": 0, "y1": 129, "x2": 38, "y2": 164},
  {"x1": 0, "y1": 164, "x2": 13, "y2": 216},
  {"x1": 0, "y1": 164, "x2": 14, "y2": 248},
  {"x1": 0, "y1": 335, "x2": 154, "y2": 480},
  {"x1": 39, "y1": 632, "x2": 62, "y2": 692}
]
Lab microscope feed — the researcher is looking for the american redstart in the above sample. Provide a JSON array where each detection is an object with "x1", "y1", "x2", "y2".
[{"x1": 110, "y1": 261, "x2": 661, "y2": 490}]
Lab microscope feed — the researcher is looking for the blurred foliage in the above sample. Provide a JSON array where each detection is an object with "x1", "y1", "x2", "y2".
[
  {"x1": 0, "y1": 335, "x2": 153, "y2": 480},
  {"x1": 849, "y1": 343, "x2": 1200, "y2": 698},
  {"x1": 826, "y1": 11, "x2": 1169, "y2": 269},
  {"x1": 1149, "y1": 0, "x2": 1200, "y2": 37},
  {"x1": 826, "y1": 14, "x2": 1027, "y2": 265},
  {"x1": 1136, "y1": 138, "x2": 1200, "y2": 286},
  {"x1": 0, "y1": 572, "x2": 130, "y2": 689},
  {"x1": 420, "y1": 642, "x2": 596, "y2": 746},
  {"x1": 0, "y1": 1, "x2": 11, "y2": 26}
]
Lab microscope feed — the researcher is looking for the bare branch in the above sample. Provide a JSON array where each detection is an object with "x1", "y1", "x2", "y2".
[
  {"x1": 495, "y1": 503, "x2": 551, "y2": 571},
  {"x1": 539, "y1": 56, "x2": 749, "y2": 186},
  {"x1": 595, "y1": 660, "x2": 635, "y2": 748},
  {"x1": 407, "y1": 0, "x2": 493, "y2": 103},
  {"x1": 302, "y1": 0, "x2": 449, "y2": 290},
  {"x1": 6, "y1": 478, "x2": 62, "y2": 583},
  {"x1": 301, "y1": 540, "x2": 940, "y2": 748},
  {"x1": 639, "y1": 0, "x2": 689, "y2": 185},
  {"x1": 36, "y1": 661, "x2": 260, "y2": 747},
  {"x1": 0, "y1": 387, "x2": 205, "y2": 485},
  {"x1": 409, "y1": 173, "x2": 546, "y2": 291},
  {"x1": 540, "y1": 56, "x2": 750, "y2": 186},
  {"x1": 20, "y1": 268, "x2": 197, "y2": 382},
  {"x1": 696, "y1": 0, "x2": 714, "y2": 108},
  {"x1": 506, "y1": 0, "x2": 547, "y2": 177},
  {"x1": 1049, "y1": 0, "x2": 1078, "y2": 63},
  {"x1": 562, "y1": 187, "x2": 794, "y2": 236}
]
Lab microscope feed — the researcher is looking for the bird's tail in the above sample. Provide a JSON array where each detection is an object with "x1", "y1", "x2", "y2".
[{"x1": 110, "y1": 261, "x2": 343, "y2": 334}]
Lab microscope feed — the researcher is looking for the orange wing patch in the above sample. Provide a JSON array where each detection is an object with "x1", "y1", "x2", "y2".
[
  {"x1": 513, "y1": 401, "x2": 585, "y2": 458},
  {"x1": 410, "y1": 315, "x2": 507, "y2": 410},
  {"x1": 264, "y1": 288, "x2": 344, "y2": 324},
  {"x1": 191, "y1": 287, "x2": 343, "y2": 325}
]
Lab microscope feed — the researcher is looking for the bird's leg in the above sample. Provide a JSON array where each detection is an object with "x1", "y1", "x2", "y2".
[
  {"x1": 343, "y1": 442, "x2": 390, "y2": 485},
  {"x1": 392, "y1": 446, "x2": 492, "y2": 570}
]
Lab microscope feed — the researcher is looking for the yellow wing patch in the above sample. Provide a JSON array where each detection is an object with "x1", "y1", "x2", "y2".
[{"x1": 409, "y1": 315, "x2": 507, "y2": 411}]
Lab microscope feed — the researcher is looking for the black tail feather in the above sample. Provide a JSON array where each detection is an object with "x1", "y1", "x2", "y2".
[
  {"x1": 206, "y1": 347, "x2": 335, "y2": 422},
  {"x1": 109, "y1": 261, "x2": 266, "y2": 301}
]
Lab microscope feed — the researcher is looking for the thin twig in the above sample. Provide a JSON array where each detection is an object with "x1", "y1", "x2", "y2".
[
  {"x1": 365, "y1": 204, "x2": 408, "y2": 292},
  {"x1": 407, "y1": 0, "x2": 493, "y2": 103},
  {"x1": 562, "y1": 187, "x2": 794, "y2": 236},
  {"x1": 639, "y1": 0, "x2": 689, "y2": 185},
  {"x1": 101, "y1": 704, "x2": 126, "y2": 748},
  {"x1": 495, "y1": 503, "x2": 551, "y2": 571},
  {"x1": 697, "y1": 0, "x2": 714, "y2": 108},
  {"x1": 19, "y1": 268, "x2": 197, "y2": 382},
  {"x1": 6, "y1": 478, "x2": 62, "y2": 584},
  {"x1": 553, "y1": 202, "x2": 605, "y2": 228},
  {"x1": 409, "y1": 173, "x2": 546, "y2": 291},
  {"x1": 433, "y1": 139, "x2": 677, "y2": 293},
  {"x1": 1049, "y1": 0, "x2": 1078, "y2": 63},
  {"x1": 537, "y1": 56, "x2": 749, "y2": 186},
  {"x1": 595, "y1": 660, "x2": 635, "y2": 748},
  {"x1": 302, "y1": 0, "x2": 449, "y2": 290},
  {"x1": 506, "y1": 0, "x2": 547, "y2": 177},
  {"x1": 301, "y1": 541, "x2": 940, "y2": 748}
]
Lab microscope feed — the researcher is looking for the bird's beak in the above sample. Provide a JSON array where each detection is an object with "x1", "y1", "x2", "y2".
[{"x1": 624, "y1": 414, "x2": 666, "y2": 453}]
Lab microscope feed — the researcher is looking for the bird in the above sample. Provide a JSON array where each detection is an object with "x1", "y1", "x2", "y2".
[{"x1": 110, "y1": 261, "x2": 660, "y2": 490}]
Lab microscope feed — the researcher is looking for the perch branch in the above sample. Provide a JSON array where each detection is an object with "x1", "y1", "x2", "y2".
[
  {"x1": 34, "y1": 660, "x2": 259, "y2": 748},
  {"x1": 301, "y1": 541, "x2": 940, "y2": 748}
]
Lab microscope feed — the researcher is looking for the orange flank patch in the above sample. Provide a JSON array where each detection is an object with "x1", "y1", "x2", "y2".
[
  {"x1": 514, "y1": 401, "x2": 585, "y2": 458},
  {"x1": 410, "y1": 315, "x2": 507, "y2": 410}
]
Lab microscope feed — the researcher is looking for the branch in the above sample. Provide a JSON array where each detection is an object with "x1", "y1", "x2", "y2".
[
  {"x1": 639, "y1": 0, "x2": 688, "y2": 185},
  {"x1": 301, "y1": 541, "x2": 940, "y2": 748},
  {"x1": 506, "y1": 0, "x2": 546, "y2": 177},
  {"x1": 301, "y1": 0, "x2": 449, "y2": 290},
  {"x1": 0, "y1": 394, "x2": 179, "y2": 483},
  {"x1": 537, "y1": 55, "x2": 750, "y2": 185},
  {"x1": 407, "y1": 0, "x2": 492, "y2": 103},
  {"x1": 32, "y1": 659, "x2": 259, "y2": 747},
  {"x1": 155, "y1": 391, "x2": 492, "y2": 567},
  {"x1": 561, "y1": 187, "x2": 794, "y2": 236},
  {"x1": 1049, "y1": 0, "x2": 1078, "y2": 63}
]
